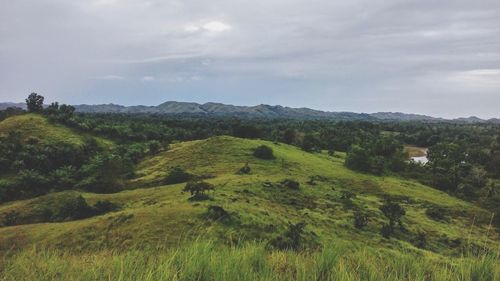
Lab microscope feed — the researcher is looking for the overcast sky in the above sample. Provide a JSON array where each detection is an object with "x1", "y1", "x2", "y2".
[{"x1": 1, "y1": 0, "x2": 499, "y2": 118}]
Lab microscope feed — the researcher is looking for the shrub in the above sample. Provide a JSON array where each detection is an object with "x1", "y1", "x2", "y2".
[
  {"x1": 380, "y1": 200, "x2": 406, "y2": 236},
  {"x1": 206, "y1": 205, "x2": 230, "y2": 221},
  {"x1": 237, "y1": 162, "x2": 251, "y2": 174},
  {"x1": 268, "y1": 222, "x2": 306, "y2": 251},
  {"x1": 2, "y1": 210, "x2": 20, "y2": 226},
  {"x1": 354, "y1": 212, "x2": 368, "y2": 229},
  {"x1": 425, "y1": 206, "x2": 449, "y2": 222},
  {"x1": 93, "y1": 200, "x2": 119, "y2": 215},
  {"x1": 183, "y1": 181, "x2": 215, "y2": 200},
  {"x1": 147, "y1": 141, "x2": 161, "y2": 155},
  {"x1": 340, "y1": 190, "x2": 356, "y2": 200},
  {"x1": 253, "y1": 145, "x2": 275, "y2": 160},
  {"x1": 415, "y1": 231, "x2": 427, "y2": 249},
  {"x1": 381, "y1": 223, "x2": 392, "y2": 238},
  {"x1": 164, "y1": 166, "x2": 193, "y2": 185},
  {"x1": 281, "y1": 179, "x2": 300, "y2": 190},
  {"x1": 51, "y1": 195, "x2": 94, "y2": 222}
]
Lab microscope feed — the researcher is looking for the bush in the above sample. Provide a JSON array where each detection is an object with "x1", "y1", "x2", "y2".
[
  {"x1": 354, "y1": 212, "x2": 368, "y2": 229},
  {"x1": 253, "y1": 145, "x2": 275, "y2": 160},
  {"x1": 268, "y1": 222, "x2": 306, "y2": 251},
  {"x1": 164, "y1": 166, "x2": 193, "y2": 184},
  {"x1": 183, "y1": 181, "x2": 215, "y2": 200},
  {"x1": 52, "y1": 195, "x2": 94, "y2": 221},
  {"x1": 2, "y1": 210, "x2": 20, "y2": 226},
  {"x1": 340, "y1": 190, "x2": 356, "y2": 200},
  {"x1": 93, "y1": 200, "x2": 119, "y2": 215},
  {"x1": 237, "y1": 163, "x2": 251, "y2": 174},
  {"x1": 381, "y1": 223, "x2": 392, "y2": 238},
  {"x1": 281, "y1": 179, "x2": 300, "y2": 190},
  {"x1": 206, "y1": 205, "x2": 230, "y2": 221},
  {"x1": 380, "y1": 200, "x2": 406, "y2": 236},
  {"x1": 425, "y1": 206, "x2": 449, "y2": 222},
  {"x1": 415, "y1": 231, "x2": 427, "y2": 249}
]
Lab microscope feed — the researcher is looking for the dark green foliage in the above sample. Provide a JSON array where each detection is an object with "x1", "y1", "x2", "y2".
[
  {"x1": 77, "y1": 153, "x2": 133, "y2": 193},
  {"x1": 301, "y1": 133, "x2": 321, "y2": 152},
  {"x1": 379, "y1": 200, "x2": 406, "y2": 237},
  {"x1": 345, "y1": 145, "x2": 371, "y2": 172},
  {"x1": 380, "y1": 223, "x2": 392, "y2": 238},
  {"x1": 268, "y1": 222, "x2": 308, "y2": 251},
  {"x1": 25, "y1": 93, "x2": 44, "y2": 113},
  {"x1": 340, "y1": 190, "x2": 356, "y2": 200},
  {"x1": 281, "y1": 179, "x2": 300, "y2": 190},
  {"x1": 415, "y1": 231, "x2": 427, "y2": 249},
  {"x1": 425, "y1": 206, "x2": 450, "y2": 222},
  {"x1": 183, "y1": 181, "x2": 215, "y2": 200},
  {"x1": 0, "y1": 107, "x2": 24, "y2": 121},
  {"x1": 253, "y1": 145, "x2": 275, "y2": 160},
  {"x1": 282, "y1": 128, "x2": 296, "y2": 144},
  {"x1": 51, "y1": 195, "x2": 94, "y2": 222},
  {"x1": 233, "y1": 124, "x2": 262, "y2": 139},
  {"x1": 147, "y1": 140, "x2": 161, "y2": 155},
  {"x1": 237, "y1": 162, "x2": 251, "y2": 174},
  {"x1": 164, "y1": 166, "x2": 193, "y2": 184},
  {"x1": 44, "y1": 102, "x2": 75, "y2": 122},
  {"x1": 206, "y1": 205, "x2": 230, "y2": 221},
  {"x1": 345, "y1": 137, "x2": 407, "y2": 175},
  {"x1": 353, "y1": 212, "x2": 368, "y2": 229},
  {"x1": 93, "y1": 200, "x2": 120, "y2": 215},
  {"x1": 2, "y1": 210, "x2": 20, "y2": 226}
]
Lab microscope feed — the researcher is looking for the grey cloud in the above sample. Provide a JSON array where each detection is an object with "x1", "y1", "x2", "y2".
[{"x1": 0, "y1": 0, "x2": 499, "y2": 118}]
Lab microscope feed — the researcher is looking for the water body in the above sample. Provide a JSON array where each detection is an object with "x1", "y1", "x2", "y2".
[{"x1": 411, "y1": 155, "x2": 429, "y2": 164}]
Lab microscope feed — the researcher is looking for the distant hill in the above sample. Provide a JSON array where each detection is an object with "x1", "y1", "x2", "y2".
[
  {"x1": 0, "y1": 102, "x2": 25, "y2": 110},
  {"x1": 71, "y1": 101, "x2": 376, "y2": 120},
  {"x1": 2, "y1": 101, "x2": 499, "y2": 123},
  {"x1": 370, "y1": 112, "x2": 444, "y2": 121}
]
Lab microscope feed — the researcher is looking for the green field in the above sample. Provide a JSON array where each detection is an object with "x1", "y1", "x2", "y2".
[{"x1": 0, "y1": 117, "x2": 498, "y2": 280}]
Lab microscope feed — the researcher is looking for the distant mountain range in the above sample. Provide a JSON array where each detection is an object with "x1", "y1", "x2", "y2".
[{"x1": 1, "y1": 101, "x2": 499, "y2": 123}]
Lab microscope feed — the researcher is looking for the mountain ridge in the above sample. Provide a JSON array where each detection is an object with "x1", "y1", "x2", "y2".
[{"x1": 1, "y1": 101, "x2": 499, "y2": 123}]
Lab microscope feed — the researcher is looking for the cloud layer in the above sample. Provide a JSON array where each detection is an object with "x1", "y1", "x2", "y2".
[{"x1": 1, "y1": 0, "x2": 499, "y2": 118}]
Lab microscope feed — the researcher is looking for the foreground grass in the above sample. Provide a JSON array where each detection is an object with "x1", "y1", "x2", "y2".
[{"x1": 1, "y1": 241, "x2": 498, "y2": 281}]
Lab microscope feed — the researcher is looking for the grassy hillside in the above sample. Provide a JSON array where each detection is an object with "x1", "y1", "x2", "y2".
[
  {"x1": 0, "y1": 114, "x2": 112, "y2": 147},
  {"x1": 0, "y1": 136, "x2": 498, "y2": 280}
]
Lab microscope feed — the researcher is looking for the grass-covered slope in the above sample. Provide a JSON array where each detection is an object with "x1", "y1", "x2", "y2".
[
  {"x1": 0, "y1": 114, "x2": 111, "y2": 147},
  {"x1": 1, "y1": 136, "x2": 497, "y2": 258}
]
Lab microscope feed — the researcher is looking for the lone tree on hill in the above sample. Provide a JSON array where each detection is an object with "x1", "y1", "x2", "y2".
[
  {"x1": 183, "y1": 181, "x2": 215, "y2": 200},
  {"x1": 26, "y1": 93, "x2": 44, "y2": 113},
  {"x1": 253, "y1": 145, "x2": 275, "y2": 160},
  {"x1": 379, "y1": 200, "x2": 405, "y2": 237}
]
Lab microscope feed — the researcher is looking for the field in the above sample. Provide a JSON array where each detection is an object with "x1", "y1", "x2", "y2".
[{"x1": 0, "y1": 116, "x2": 499, "y2": 280}]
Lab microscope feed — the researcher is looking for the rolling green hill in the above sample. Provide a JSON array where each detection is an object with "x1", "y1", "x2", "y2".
[
  {"x1": 0, "y1": 135, "x2": 498, "y2": 280},
  {"x1": 0, "y1": 114, "x2": 112, "y2": 148}
]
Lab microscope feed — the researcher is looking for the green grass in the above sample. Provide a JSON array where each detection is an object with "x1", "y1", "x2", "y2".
[
  {"x1": 0, "y1": 135, "x2": 499, "y2": 280},
  {"x1": 1, "y1": 240, "x2": 498, "y2": 281},
  {"x1": 0, "y1": 114, "x2": 112, "y2": 148}
]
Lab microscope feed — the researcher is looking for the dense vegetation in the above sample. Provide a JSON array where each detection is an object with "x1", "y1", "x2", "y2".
[{"x1": 0, "y1": 93, "x2": 499, "y2": 280}]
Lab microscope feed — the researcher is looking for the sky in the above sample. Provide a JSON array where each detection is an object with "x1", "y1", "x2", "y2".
[{"x1": 1, "y1": 0, "x2": 499, "y2": 118}]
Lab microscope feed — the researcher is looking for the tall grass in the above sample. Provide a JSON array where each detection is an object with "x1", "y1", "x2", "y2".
[{"x1": 1, "y1": 241, "x2": 498, "y2": 281}]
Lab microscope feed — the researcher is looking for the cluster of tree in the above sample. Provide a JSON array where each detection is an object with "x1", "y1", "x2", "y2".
[
  {"x1": 1, "y1": 93, "x2": 498, "y2": 216},
  {"x1": 1, "y1": 194, "x2": 119, "y2": 226},
  {"x1": 345, "y1": 136, "x2": 407, "y2": 175}
]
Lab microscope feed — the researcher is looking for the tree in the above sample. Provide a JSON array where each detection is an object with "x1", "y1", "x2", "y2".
[
  {"x1": 379, "y1": 200, "x2": 406, "y2": 236},
  {"x1": 253, "y1": 145, "x2": 275, "y2": 160},
  {"x1": 164, "y1": 166, "x2": 192, "y2": 184},
  {"x1": 183, "y1": 181, "x2": 215, "y2": 200},
  {"x1": 268, "y1": 222, "x2": 307, "y2": 250},
  {"x1": 354, "y1": 212, "x2": 368, "y2": 229},
  {"x1": 26, "y1": 93, "x2": 44, "y2": 113},
  {"x1": 345, "y1": 145, "x2": 371, "y2": 172}
]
